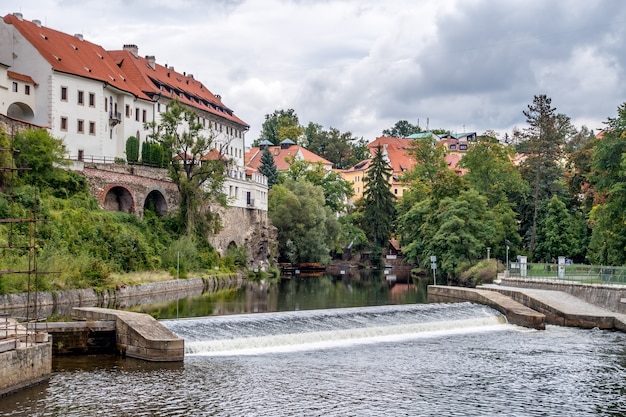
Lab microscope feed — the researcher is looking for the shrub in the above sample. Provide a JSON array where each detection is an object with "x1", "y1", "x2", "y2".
[
  {"x1": 126, "y1": 136, "x2": 139, "y2": 163},
  {"x1": 455, "y1": 259, "x2": 498, "y2": 287}
]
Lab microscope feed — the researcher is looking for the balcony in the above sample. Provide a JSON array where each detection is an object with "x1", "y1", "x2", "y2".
[{"x1": 109, "y1": 111, "x2": 122, "y2": 127}]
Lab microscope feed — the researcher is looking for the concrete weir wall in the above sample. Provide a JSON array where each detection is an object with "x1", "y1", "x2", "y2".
[
  {"x1": 0, "y1": 342, "x2": 52, "y2": 397},
  {"x1": 500, "y1": 278, "x2": 626, "y2": 314},
  {"x1": 73, "y1": 307, "x2": 184, "y2": 362}
]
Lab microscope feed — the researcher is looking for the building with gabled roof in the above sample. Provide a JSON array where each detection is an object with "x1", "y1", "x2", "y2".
[
  {"x1": 246, "y1": 139, "x2": 333, "y2": 172},
  {"x1": 0, "y1": 12, "x2": 267, "y2": 215}
]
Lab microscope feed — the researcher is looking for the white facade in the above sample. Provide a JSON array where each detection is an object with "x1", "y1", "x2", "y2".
[{"x1": 0, "y1": 13, "x2": 266, "y2": 213}]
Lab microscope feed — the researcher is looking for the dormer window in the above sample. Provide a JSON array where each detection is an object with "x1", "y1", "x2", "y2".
[
  {"x1": 460, "y1": 144, "x2": 467, "y2": 151},
  {"x1": 449, "y1": 144, "x2": 456, "y2": 150}
]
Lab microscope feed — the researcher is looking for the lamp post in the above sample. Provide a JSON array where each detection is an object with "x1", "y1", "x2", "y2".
[{"x1": 505, "y1": 239, "x2": 511, "y2": 277}]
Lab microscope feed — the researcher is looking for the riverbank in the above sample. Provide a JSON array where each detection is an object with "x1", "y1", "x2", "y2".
[{"x1": 0, "y1": 273, "x2": 245, "y2": 318}]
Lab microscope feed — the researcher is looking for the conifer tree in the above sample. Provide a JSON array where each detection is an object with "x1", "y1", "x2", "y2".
[
  {"x1": 259, "y1": 147, "x2": 278, "y2": 189},
  {"x1": 363, "y1": 145, "x2": 395, "y2": 246}
]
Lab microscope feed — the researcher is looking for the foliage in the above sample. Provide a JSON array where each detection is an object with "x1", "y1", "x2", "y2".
[
  {"x1": 280, "y1": 157, "x2": 353, "y2": 212},
  {"x1": 382, "y1": 120, "x2": 422, "y2": 137},
  {"x1": 125, "y1": 136, "x2": 139, "y2": 163},
  {"x1": 268, "y1": 179, "x2": 338, "y2": 265},
  {"x1": 362, "y1": 145, "x2": 395, "y2": 246},
  {"x1": 303, "y1": 122, "x2": 369, "y2": 169},
  {"x1": 534, "y1": 196, "x2": 579, "y2": 262},
  {"x1": 455, "y1": 259, "x2": 498, "y2": 287},
  {"x1": 0, "y1": 128, "x2": 14, "y2": 190},
  {"x1": 336, "y1": 212, "x2": 368, "y2": 252},
  {"x1": 257, "y1": 108, "x2": 303, "y2": 145},
  {"x1": 587, "y1": 103, "x2": 626, "y2": 265},
  {"x1": 13, "y1": 128, "x2": 68, "y2": 187},
  {"x1": 515, "y1": 95, "x2": 573, "y2": 257},
  {"x1": 146, "y1": 100, "x2": 228, "y2": 238},
  {"x1": 141, "y1": 140, "x2": 167, "y2": 167},
  {"x1": 258, "y1": 147, "x2": 279, "y2": 188},
  {"x1": 458, "y1": 137, "x2": 527, "y2": 208}
]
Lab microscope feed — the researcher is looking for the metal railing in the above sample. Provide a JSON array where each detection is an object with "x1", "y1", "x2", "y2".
[{"x1": 508, "y1": 262, "x2": 626, "y2": 285}]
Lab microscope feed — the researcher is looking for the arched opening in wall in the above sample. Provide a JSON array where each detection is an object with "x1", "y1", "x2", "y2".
[
  {"x1": 7, "y1": 102, "x2": 35, "y2": 122},
  {"x1": 144, "y1": 190, "x2": 167, "y2": 217},
  {"x1": 103, "y1": 186, "x2": 134, "y2": 213}
]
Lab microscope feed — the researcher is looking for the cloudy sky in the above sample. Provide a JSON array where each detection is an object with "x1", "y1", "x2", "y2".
[{"x1": 9, "y1": 0, "x2": 626, "y2": 144}]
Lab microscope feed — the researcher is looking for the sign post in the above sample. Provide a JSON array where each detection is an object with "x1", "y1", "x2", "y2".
[{"x1": 430, "y1": 255, "x2": 437, "y2": 285}]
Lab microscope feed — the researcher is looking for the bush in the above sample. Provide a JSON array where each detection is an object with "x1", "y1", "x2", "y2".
[
  {"x1": 126, "y1": 136, "x2": 139, "y2": 163},
  {"x1": 455, "y1": 259, "x2": 498, "y2": 287}
]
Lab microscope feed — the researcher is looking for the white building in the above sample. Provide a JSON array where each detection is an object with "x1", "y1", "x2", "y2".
[{"x1": 0, "y1": 12, "x2": 267, "y2": 211}]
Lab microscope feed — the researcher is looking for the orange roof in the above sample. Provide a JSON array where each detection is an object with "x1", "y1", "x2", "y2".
[
  {"x1": 4, "y1": 14, "x2": 149, "y2": 100},
  {"x1": 246, "y1": 145, "x2": 332, "y2": 171},
  {"x1": 367, "y1": 136, "x2": 416, "y2": 176},
  {"x1": 109, "y1": 48, "x2": 248, "y2": 128},
  {"x1": 7, "y1": 70, "x2": 37, "y2": 85}
]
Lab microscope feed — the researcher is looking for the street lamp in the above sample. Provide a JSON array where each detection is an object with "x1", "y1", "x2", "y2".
[{"x1": 505, "y1": 239, "x2": 511, "y2": 276}]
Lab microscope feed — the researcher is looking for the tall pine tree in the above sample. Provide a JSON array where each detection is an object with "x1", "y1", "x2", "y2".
[
  {"x1": 363, "y1": 145, "x2": 395, "y2": 246},
  {"x1": 258, "y1": 147, "x2": 279, "y2": 189}
]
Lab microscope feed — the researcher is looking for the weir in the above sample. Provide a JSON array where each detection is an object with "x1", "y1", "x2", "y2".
[{"x1": 162, "y1": 303, "x2": 511, "y2": 357}]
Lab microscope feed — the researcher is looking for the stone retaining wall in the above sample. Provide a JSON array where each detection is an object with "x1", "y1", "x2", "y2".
[
  {"x1": 0, "y1": 342, "x2": 51, "y2": 398},
  {"x1": 0, "y1": 274, "x2": 243, "y2": 317}
]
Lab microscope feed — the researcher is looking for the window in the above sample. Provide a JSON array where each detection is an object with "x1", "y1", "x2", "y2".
[
  {"x1": 61, "y1": 86, "x2": 68, "y2": 101},
  {"x1": 78, "y1": 149, "x2": 84, "y2": 161},
  {"x1": 125, "y1": 105, "x2": 130, "y2": 117},
  {"x1": 89, "y1": 121, "x2": 96, "y2": 135},
  {"x1": 104, "y1": 97, "x2": 108, "y2": 111},
  {"x1": 157, "y1": 103, "x2": 161, "y2": 112},
  {"x1": 77, "y1": 119, "x2": 84, "y2": 133},
  {"x1": 60, "y1": 116, "x2": 68, "y2": 131},
  {"x1": 25, "y1": 85, "x2": 30, "y2": 95},
  {"x1": 89, "y1": 92, "x2": 95, "y2": 107},
  {"x1": 449, "y1": 144, "x2": 456, "y2": 150},
  {"x1": 142, "y1": 109, "x2": 147, "y2": 123},
  {"x1": 459, "y1": 144, "x2": 467, "y2": 151},
  {"x1": 135, "y1": 108, "x2": 139, "y2": 122},
  {"x1": 394, "y1": 188, "x2": 398, "y2": 195},
  {"x1": 77, "y1": 90, "x2": 84, "y2": 105},
  {"x1": 12, "y1": 82, "x2": 17, "y2": 92}
]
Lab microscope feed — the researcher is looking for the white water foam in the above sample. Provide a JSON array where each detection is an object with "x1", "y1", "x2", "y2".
[{"x1": 186, "y1": 315, "x2": 510, "y2": 357}]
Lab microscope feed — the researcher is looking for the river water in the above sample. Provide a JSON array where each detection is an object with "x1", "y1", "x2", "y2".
[{"x1": 1, "y1": 272, "x2": 626, "y2": 416}]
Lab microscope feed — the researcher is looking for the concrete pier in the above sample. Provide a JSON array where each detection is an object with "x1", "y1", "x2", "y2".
[
  {"x1": 428, "y1": 286, "x2": 545, "y2": 329},
  {"x1": 428, "y1": 284, "x2": 626, "y2": 332},
  {"x1": 73, "y1": 307, "x2": 184, "y2": 362},
  {"x1": 0, "y1": 317, "x2": 52, "y2": 397}
]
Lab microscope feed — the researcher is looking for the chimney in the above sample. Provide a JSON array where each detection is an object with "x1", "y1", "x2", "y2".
[
  {"x1": 187, "y1": 74, "x2": 194, "y2": 79},
  {"x1": 145, "y1": 55, "x2": 156, "y2": 70},
  {"x1": 13, "y1": 12, "x2": 23, "y2": 20},
  {"x1": 33, "y1": 19, "x2": 41, "y2": 27},
  {"x1": 75, "y1": 33, "x2": 83, "y2": 41},
  {"x1": 123, "y1": 44, "x2": 138, "y2": 58}
]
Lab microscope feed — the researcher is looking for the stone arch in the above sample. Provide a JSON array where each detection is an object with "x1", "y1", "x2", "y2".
[
  {"x1": 103, "y1": 185, "x2": 134, "y2": 213},
  {"x1": 144, "y1": 189, "x2": 168, "y2": 216},
  {"x1": 227, "y1": 241, "x2": 237, "y2": 251},
  {"x1": 7, "y1": 102, "x2": 35, "y2": 122}
]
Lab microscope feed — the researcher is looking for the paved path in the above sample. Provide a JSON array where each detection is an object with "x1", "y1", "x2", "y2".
[{"x1": 481, "y1": 284, "x2": 626, "y2": 331}]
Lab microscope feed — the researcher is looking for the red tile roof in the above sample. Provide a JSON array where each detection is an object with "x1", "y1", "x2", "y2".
[
  {"x1": 7, "y1": 70, "x2": 37, "y2": 85},
  {"x1": 4, "y1": 14, "x2": 149, "y2": 100},
  {"x1": 109, "y1": 49, "x2": 248, "y2": 128},
  {"x1": 367, "y1": 136, "x2": 416, "y2": 176},
  {"x1": 246, "y1": 145, "x2": 332, "y2": 171}
]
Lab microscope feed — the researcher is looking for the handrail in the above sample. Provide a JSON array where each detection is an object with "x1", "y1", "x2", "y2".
[{"x1": 508, "y1": 262, "x2": 626, "y2": 285}]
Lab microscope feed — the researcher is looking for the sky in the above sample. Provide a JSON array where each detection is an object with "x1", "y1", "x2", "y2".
[{"x1": 8, "y1": 0, "x2": 626, "y2": 145}]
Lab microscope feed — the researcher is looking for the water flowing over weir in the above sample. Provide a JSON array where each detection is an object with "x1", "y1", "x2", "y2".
[{"x1": 162, "y1": 302, "x2": 510, "y2": 356}]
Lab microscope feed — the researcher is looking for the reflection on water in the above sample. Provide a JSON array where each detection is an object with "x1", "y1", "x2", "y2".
[{"x1": 125, "y1": 268, "x2": 427, "y2": 319}]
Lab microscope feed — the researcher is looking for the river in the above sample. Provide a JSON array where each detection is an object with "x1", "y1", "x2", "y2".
[{"x1": 1, "y1": 271, "x2": 625, "y2": 416}]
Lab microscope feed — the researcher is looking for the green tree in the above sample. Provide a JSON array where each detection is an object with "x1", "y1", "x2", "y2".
[
  {"x1": 146, "y1": 100, "x2": 228, "y2": 237},
  {"x1": 257, "y1": 109, "x2": 302, "y2": 145},
  {"x1": 0, "y1": 128, "x2": 14, "y2": 190},
  {"x1": 303, "y1": 123, "x2": 366, "y2": 169},
  {"x1": 516, "y1": 95, "x2": 573, "y2": 257},
  {"x1": 382, "y1": 120, "x2": 422, "y2": 137},
  {"x1": 281, "y1": 157, "x2": 353, "y2": 212},
  {"x1": 415, "y1": 190, "x2": 496, "y2": 279},
  {"x1": 13, "y1": 128, "x2": 67, "y2": 186},
  {"x1": 258, "y1": 147, "x2": 279, "y2": 189},
  {"x1": 534, "y1": 196, "x2": 578, "y2": 262},
  {"x1": 587, "y1": 103, "x2": 626, "y2": 265},
  {"x1": 363, "y1": 145, "x2": 395, "y2": 246},
  {"x1": 125, "y1": 136, "x2": 139, "y2": 163},
  {"x1": 458, "y1": 137, "x2": 527, "y2": 208},
  {"x1": 268, "y1": 178, "x2": 338, "y2": 264}
]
